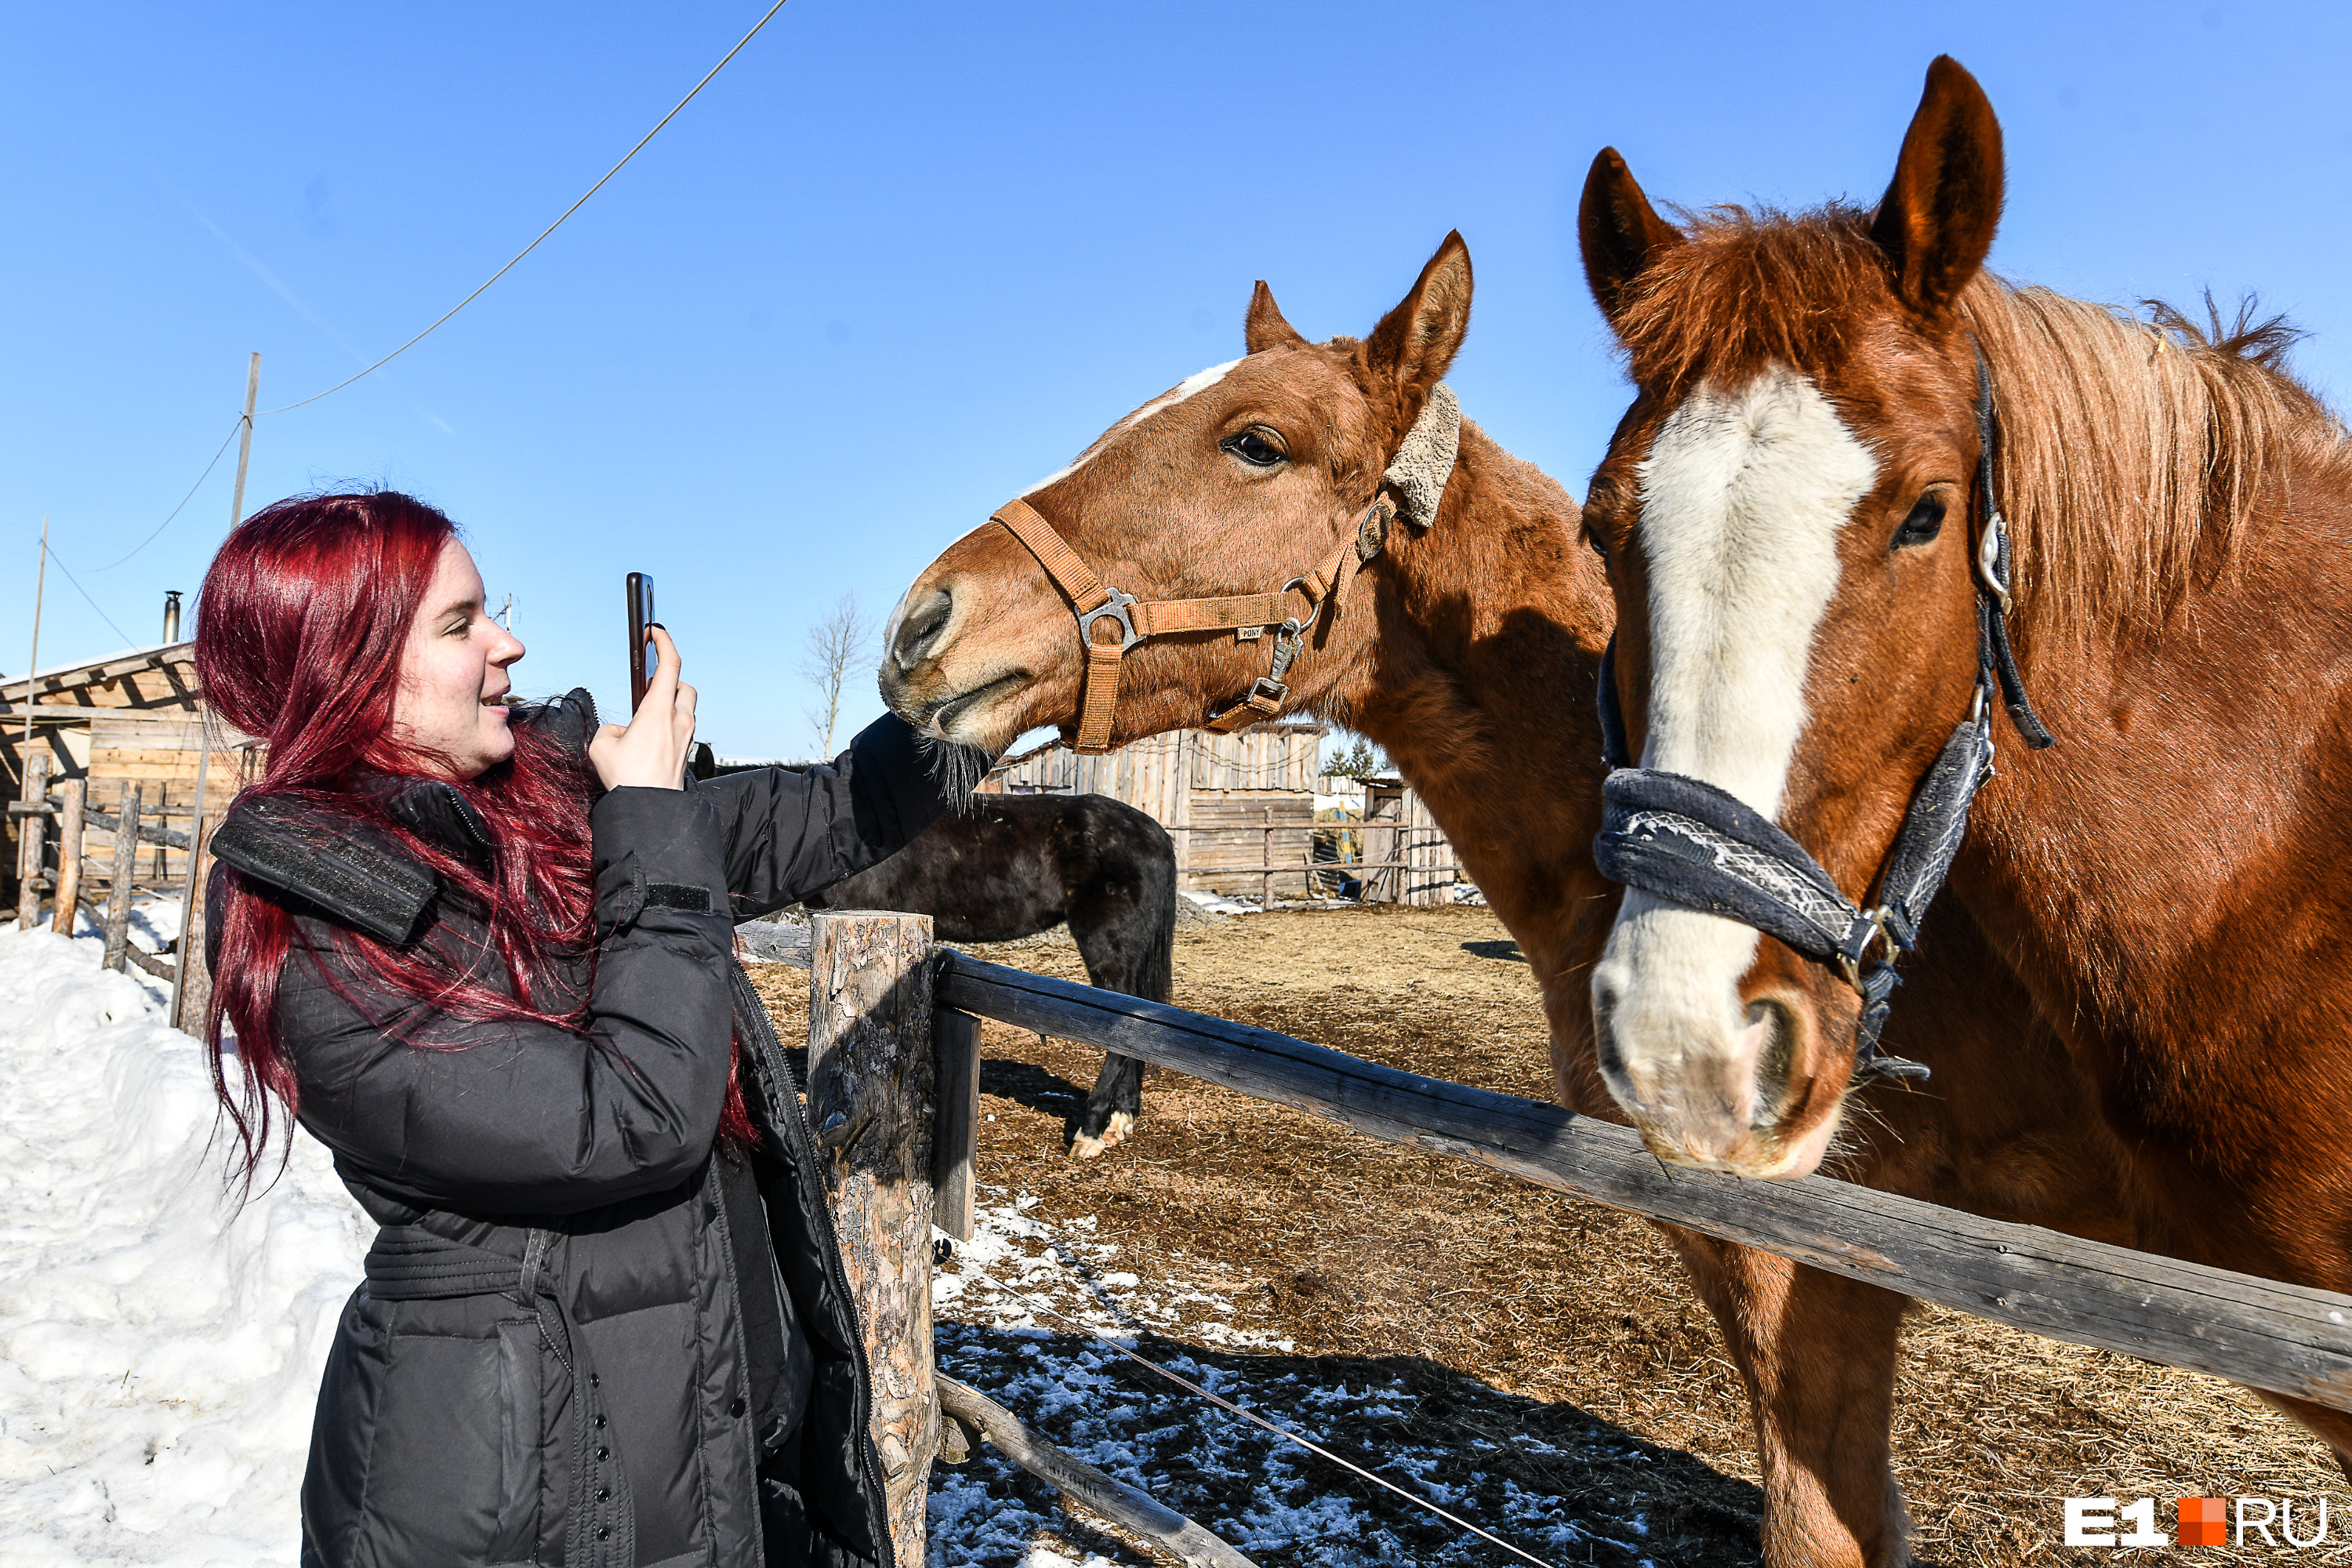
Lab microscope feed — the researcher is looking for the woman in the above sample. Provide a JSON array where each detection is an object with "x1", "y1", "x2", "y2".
[{"x1": 196, "y1": 491, "x2": 978, "y2": 1568}]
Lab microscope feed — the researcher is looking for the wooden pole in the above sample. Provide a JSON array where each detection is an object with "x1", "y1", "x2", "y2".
[
  {"x1": 49, "y1": 779, "x2": 84, "y2": 935},
  {"x1": 936, "y1": 1376, "x2": 1258, "y2": 1568},
  {"x1": 103, "y1": 782, "x2": 142, "y2": 970},
  {"x1": 22, "y1": 517, "x2": 47, "y2": 770},
  {"x1": 932, "y1": 1007, "x2": 981, "y2": 1243},
  {"x1": 14, "y1": 753, "x2": 49, "y2": 928},
  {"x1": 170, "y1": 734, "x2": 212, "y2": 1031},
  {"x1": 228, "y1": 354, "x2": 260, "y2": 530},
  {"x1": 806, "y1": 909, "x2": 937, "y2": 1566}
]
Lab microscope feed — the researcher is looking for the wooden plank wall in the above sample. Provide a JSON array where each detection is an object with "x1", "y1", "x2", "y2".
[
  {"x1": 85, "y1": 715, "x2": 255, "y2": 891},
  {"x1": 1185, "y1": 790, "x2": 1316, "y2": 897},
  {"x1": 5, "y1": 644, "x2": 212, "y2": 900},
  {"x1": 1399, "y1": 786, "x2": 1457, "y2": 906},
  {"x1": 979, "y1": 725, "x2": 1465, "y2": 902}
]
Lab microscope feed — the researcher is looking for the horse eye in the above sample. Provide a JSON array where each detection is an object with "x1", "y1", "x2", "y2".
[
  {"x1": 1221, "y1": 430, "x2": 1286, "y2": 468},
  {"x1": 1894, "y1": 495, "x2": 1946, "y2": 548}
]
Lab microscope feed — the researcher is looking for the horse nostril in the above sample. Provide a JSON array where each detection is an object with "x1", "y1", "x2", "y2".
[
  {"x1": 1744, "y1": 997, "x2": 1797, "y2": 1125},
  {"x1": 894, "y1": 590, "x2": 953, "y2": 668}
]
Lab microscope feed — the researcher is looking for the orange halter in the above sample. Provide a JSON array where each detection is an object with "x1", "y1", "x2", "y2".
[{"x1": 987, "y1": 495, "x2": 1387, "y2": 753}]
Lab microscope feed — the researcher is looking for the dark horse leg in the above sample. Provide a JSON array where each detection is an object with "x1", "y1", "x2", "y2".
[{"x1": 1068, "y1": 820, "x2": 1178, "y2": 1158}]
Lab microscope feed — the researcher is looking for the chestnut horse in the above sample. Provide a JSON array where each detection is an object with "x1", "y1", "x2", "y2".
[
  {"x1": 1581, "y1": 48, "x2": 2352, "y2": 1551},
  {"x1": 879, "y1": 233, "x2": 2140, "y2": 1563}
]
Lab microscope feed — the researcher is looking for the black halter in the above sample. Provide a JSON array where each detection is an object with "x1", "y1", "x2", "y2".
[{"x1": 1592, "y1": 347, "x2": 2054, "y2": 1086}]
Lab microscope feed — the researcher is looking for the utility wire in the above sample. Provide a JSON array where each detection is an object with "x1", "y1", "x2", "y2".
[
  {"x1": 93, "y1": 417, "x2": 245, "y2": 572},
  {"x1": 40, "y1": 540, "x2": 138, "y2": 650},
  {"x1": 261, "y1": 0, "x2": 793, "y2": 416},
  {"x1": 960, "y1": 1257, "x2": 1566, "y2": 1568}
]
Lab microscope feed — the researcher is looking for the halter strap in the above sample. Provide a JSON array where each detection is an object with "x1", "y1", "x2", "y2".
[
  {"x1": 987, "y1": 384, "x2": 1460, "y2": 753},
  {"x1": 1591, "y1": 345, "x2": 2056, "y2": 1085}
]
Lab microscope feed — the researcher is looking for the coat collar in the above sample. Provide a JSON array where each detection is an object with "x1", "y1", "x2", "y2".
[{"x1": 359, "y1": 687, "x2": 600, "y2": 859}]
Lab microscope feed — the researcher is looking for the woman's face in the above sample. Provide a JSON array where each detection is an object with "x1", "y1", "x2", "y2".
[{"x1": 391, "y1": 540, "x2": 527, "y2": 780}]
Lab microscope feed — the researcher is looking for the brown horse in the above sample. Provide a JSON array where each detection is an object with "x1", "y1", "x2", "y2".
[
  {"x1": 1581, "y1": 44, "x2": 2352, "y2": 1545},
  {"x1": 879, "y1": 234, "x2": 2143, "y2": 1563}
]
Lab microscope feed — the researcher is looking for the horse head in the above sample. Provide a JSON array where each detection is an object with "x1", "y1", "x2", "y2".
[
  {"x1": 879, "y1": 234, "x2": 1473, "y2": 757},
  {"x1": 1576, "y1": 56, "x2": 2020, "y2": 1178}
]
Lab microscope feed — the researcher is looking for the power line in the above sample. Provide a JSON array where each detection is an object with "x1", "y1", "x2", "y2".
[
  {"x1": 93, "y1": 416, "x2": 245, "y2": 572},
  {"x1": 40, "y1": 540, "x2": 137, "y2": 649},
  {"x1": 260, "y1": 0, "x2": 793, "y2": 416}
]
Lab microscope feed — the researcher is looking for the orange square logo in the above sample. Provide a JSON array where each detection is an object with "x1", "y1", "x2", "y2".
[{"x1": 2179, "y1": 1497, "x2": 2226, "y2": 1547}]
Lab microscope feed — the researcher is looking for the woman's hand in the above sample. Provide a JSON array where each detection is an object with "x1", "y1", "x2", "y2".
[{"x1": 590, "y1": 626, "x2": 696, "y2": 790}]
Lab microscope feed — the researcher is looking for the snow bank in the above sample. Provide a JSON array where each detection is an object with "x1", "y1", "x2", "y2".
[{"x1": 0, "y1": 923, "x2": 368, "y2": 1566}]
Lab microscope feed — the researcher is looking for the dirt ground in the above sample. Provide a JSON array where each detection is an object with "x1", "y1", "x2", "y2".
[{"x1": 752, "y1": 906, "x2": 2352, "y2": 1566}]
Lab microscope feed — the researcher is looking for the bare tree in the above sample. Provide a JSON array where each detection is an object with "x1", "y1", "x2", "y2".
[{"x1": 801, "y1": 592, "x2": 877, "y2": 756}]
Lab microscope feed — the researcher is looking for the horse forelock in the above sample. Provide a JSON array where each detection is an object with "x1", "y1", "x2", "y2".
[{"x1": 1612, "y1": 202, "x2": 2352, "y2": 645}]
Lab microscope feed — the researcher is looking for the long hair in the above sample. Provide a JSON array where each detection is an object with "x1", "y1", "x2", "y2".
[{"x1": 196, "y1": 492, "x2": 750, "y2": 1188}]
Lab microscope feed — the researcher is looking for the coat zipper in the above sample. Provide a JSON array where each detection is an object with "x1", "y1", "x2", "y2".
[{"x1": 733, "y1": 964, "x2": 899, "y2": 1568}]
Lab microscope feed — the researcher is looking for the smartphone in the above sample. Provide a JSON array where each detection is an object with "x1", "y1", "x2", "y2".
[{"x1": 626, "y1": 572, "x2": 656, "y2": 710}]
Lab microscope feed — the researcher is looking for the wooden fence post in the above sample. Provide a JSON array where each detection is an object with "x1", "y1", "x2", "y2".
[
  {"x1": 806, "y1": 910, "x2": 937, "y2": 1567},
  {"x1": 103, "y1": 782, "x2": 143, "y2": 971},
  {"x1": 171, "y1": 735, "x2": 214, "y2": 1033},
  {"x1": 932, "y1": 1007, "x2": 981, "y2": 1243},
  {"x1": 49, "y1": 779, "x2": 85, "y2": 935},
  {"x1": 13, "y1": 753, "x2": 49, "y2": 928}
]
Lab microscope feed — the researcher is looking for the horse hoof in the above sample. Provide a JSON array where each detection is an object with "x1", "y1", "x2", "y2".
[{"x1": 1069, "y1": 1112, "x2": 1138, "y2": 1160}]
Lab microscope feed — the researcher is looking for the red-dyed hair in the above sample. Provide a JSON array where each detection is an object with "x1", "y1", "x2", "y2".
[{"x1": 196, "y1": 491, "x2": 751, "y2": 1188}]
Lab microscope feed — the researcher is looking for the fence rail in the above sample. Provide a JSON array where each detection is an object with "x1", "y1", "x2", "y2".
[{"x1": 748, "y1": 919, "x2": 2352, "y2": 1416}]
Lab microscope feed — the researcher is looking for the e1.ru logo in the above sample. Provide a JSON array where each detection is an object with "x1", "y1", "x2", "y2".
[{"x1": 2066, "y1": 1495, "x2": 2325, "y2": 1548}]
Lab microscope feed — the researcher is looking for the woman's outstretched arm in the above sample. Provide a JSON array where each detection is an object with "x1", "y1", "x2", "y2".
[{"x1": 697, "y1": 715, "x2": 986, "y2": 919}]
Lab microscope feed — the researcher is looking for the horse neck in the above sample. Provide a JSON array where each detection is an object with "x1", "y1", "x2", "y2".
[
  {"x1": 1959, "y1": 445, "x2": 2352, "y2": 1053},
  {"x1": 1302, "y1": 419, "x2": 1617, "y2": 971}
]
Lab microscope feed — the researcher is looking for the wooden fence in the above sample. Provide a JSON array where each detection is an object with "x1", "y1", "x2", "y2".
[
  {"x1": 13, "y1": 747, "x2": 223, "y2": 1031},
  {"x1": 759, "y1": 911, "x2": 2352, "y2": 1565}
]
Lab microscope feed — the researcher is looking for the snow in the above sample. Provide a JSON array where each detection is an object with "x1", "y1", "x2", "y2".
[{"x1": 0, "y1": 916, "x2": 369, "y2": 1566}]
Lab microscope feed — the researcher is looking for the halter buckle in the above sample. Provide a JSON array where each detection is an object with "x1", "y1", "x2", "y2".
[
  {"x1": 1076, "y1": 587, "x2": 1143, "y2": 654},
  {"x1": 1835, "y1": 906, "x2": 1898, "y2": 993},
  {"x1": 1975, "y1": 510, "x2": 2015, "y2": 618}
]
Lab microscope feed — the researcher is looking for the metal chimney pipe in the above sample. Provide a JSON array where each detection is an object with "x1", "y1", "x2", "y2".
[{"x1": 162, "y1": 590, "x2": 182, "y2": 644}]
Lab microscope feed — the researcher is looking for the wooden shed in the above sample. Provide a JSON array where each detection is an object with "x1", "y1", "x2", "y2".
[
  {"x1": 6, "y1": 640, "x2": 252, "y2": 1025},
  {"x1": 4, "y1": 641, "x2": 249, "y2": 897},
  {"x1": 982, "y1": 723, "x2": 1465, "y2": 906}
]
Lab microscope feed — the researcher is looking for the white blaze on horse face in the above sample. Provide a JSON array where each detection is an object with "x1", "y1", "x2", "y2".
[
  {"x1": 1018, "y1": 358, "x2": 1241, "y2": 496},
  {"x1": 1591, "y1": 366, "x2": 1877, "y2": 1159}
]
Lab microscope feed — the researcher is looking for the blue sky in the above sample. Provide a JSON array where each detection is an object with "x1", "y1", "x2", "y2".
[{"x1": 4, "y1": 1, "x2": 2347, "y2": 757}]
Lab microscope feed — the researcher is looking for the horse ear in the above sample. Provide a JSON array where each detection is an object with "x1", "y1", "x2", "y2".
[
  {"x1": 1870, "y1": 56, "x2": 2005, "y2": 313},
  {"x1": 1246, "y1": 281, "x2": 1308, "y2": 353},
  {"x1": 1365, "y1": 231, "x2": 1472, "y2": 405},
  {"x1": 1579, "y1": 149, "x2": 1683, "y2": 328}
]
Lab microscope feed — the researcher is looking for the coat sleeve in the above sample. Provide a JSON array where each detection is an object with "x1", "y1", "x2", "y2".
[
  {"x1": 277, "y1": 786, "x2": 740, "y2": 1215},
  {"x1": 695, "y1": 712, "x2": 977, "y2": 920}
]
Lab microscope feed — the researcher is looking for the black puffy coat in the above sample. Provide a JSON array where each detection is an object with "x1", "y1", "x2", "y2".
[{"x1": 205, "y1": 697, "x2": 964, "y2": 1568}]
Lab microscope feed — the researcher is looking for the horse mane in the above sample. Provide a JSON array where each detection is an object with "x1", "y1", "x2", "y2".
[{"x1": 1608, "y1": 203, "x2": 2352, "y2": 640}]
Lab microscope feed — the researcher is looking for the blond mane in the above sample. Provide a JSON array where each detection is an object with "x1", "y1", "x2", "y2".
[
  {"x1": 1608, "y1": 204, "x2": 2351, "y2": 641},
  {"x1": 1962, "y1": 280, "x2": 2348, "y2": 639}
]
